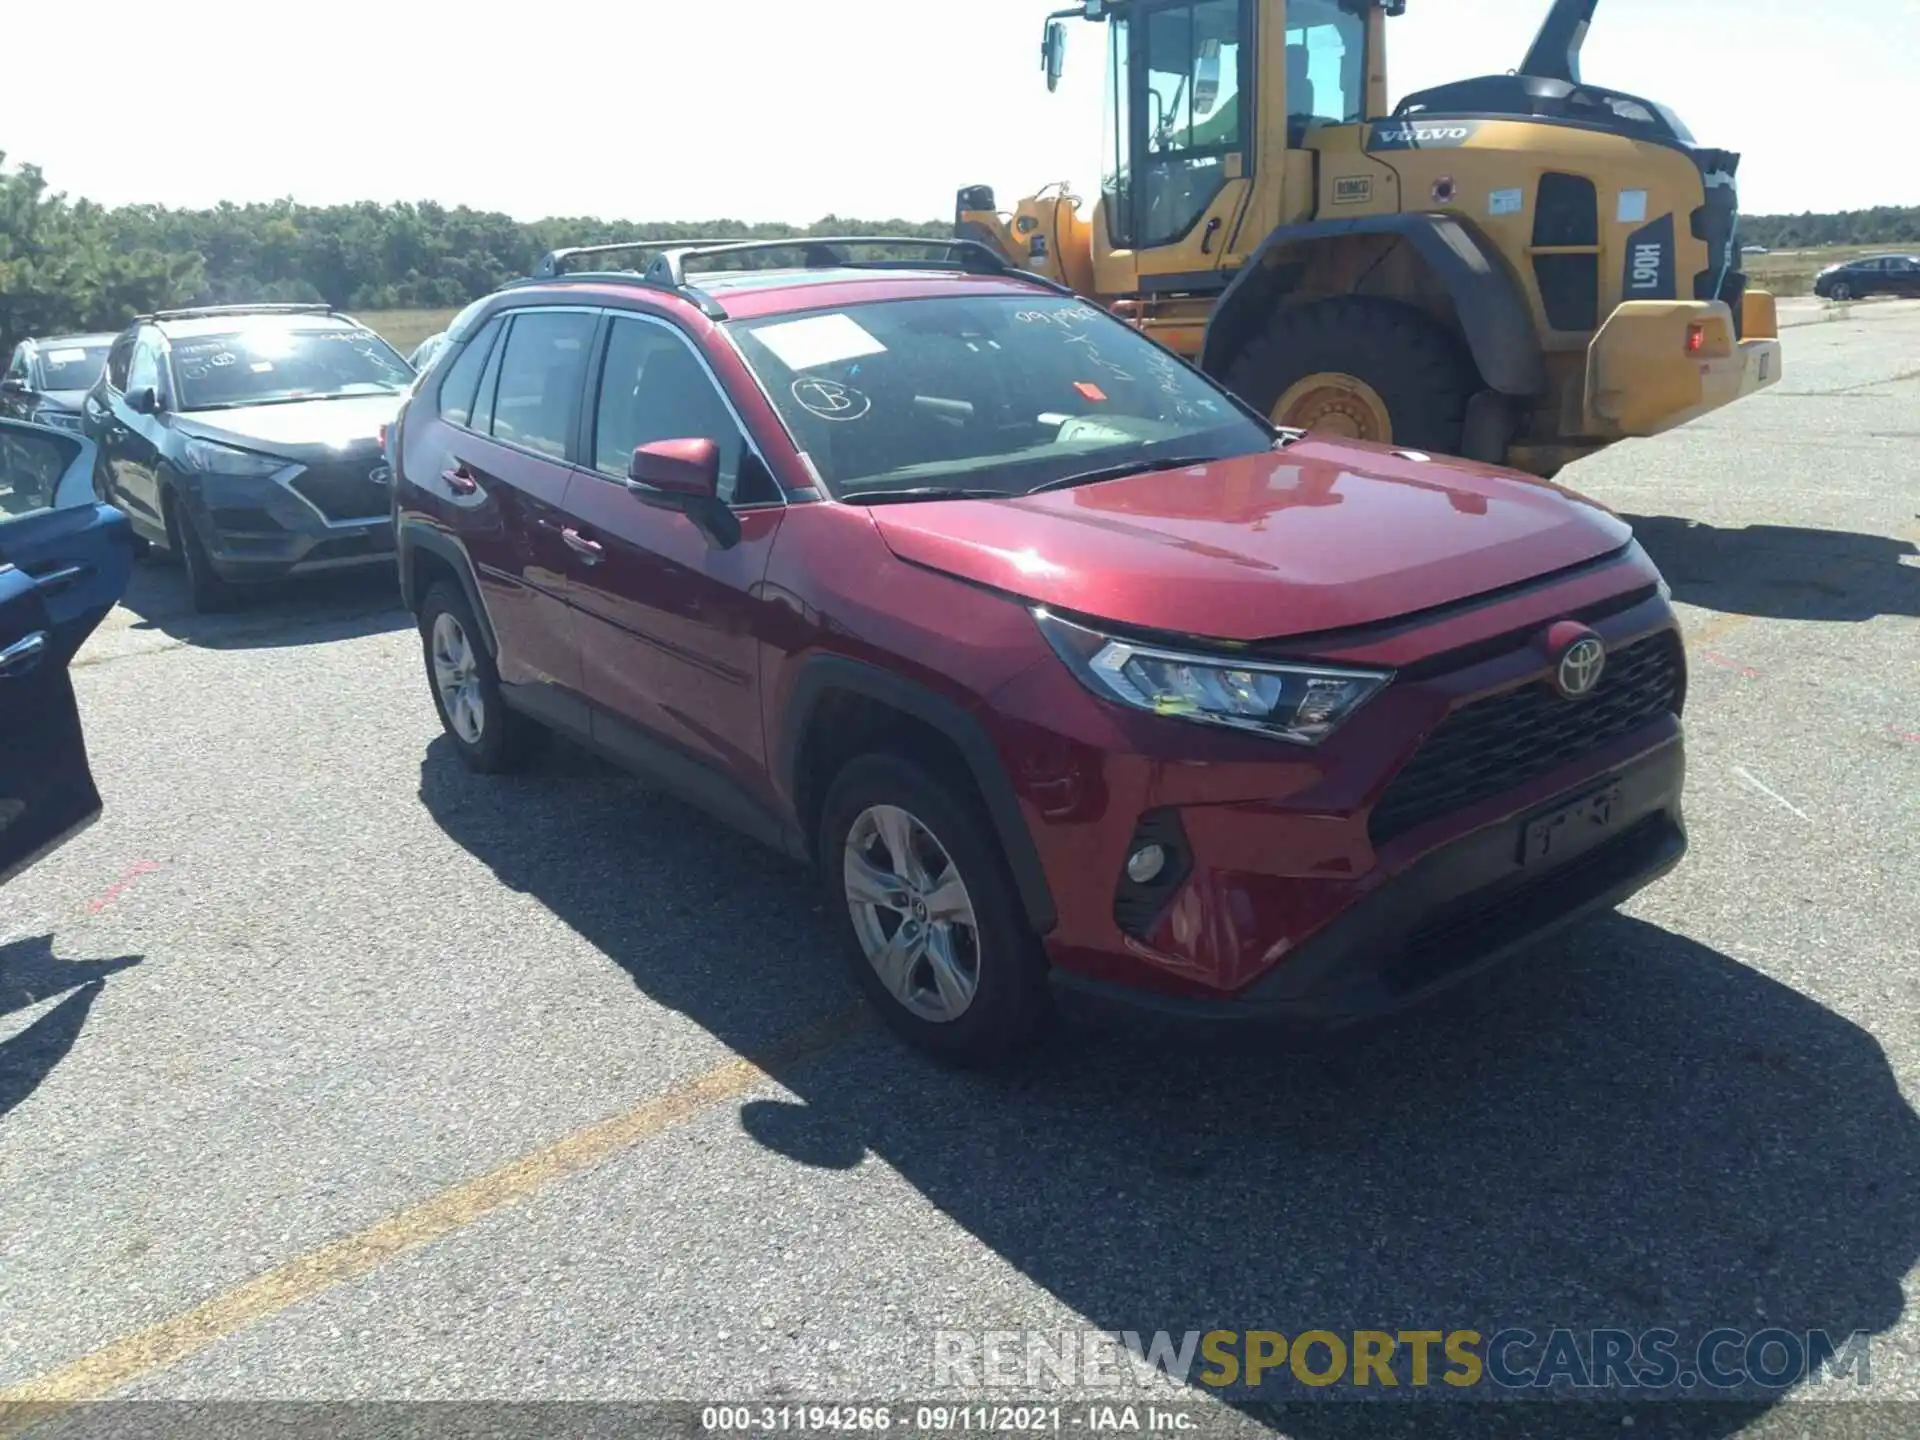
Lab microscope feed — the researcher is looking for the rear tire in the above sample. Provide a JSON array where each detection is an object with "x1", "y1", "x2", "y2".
[
  {"x1": 167, "y1": 494, "x2": 235, "y2": 614},
  {"x1": 419, "y1": 581, "x2": 544, "y2": 774},
  {"x1": 819, "y1": 753, "x2": 1052, "y2": 1067},
  {"x1": 1222, "y1": 297, "x2": 1476, "y2": 455}
]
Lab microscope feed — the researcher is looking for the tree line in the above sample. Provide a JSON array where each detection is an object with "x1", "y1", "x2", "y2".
[{"x1": 3, "y1": 150, "x2": 1915, "y2": 356}]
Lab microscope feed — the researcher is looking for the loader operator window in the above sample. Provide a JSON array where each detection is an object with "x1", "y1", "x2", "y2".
[
  {"x1": 1286, "y1": 0, "x2": 1365, "y2": 129},
  {"x1": 1105, "y1": 0, "x2": 1246, "y2": 251}
]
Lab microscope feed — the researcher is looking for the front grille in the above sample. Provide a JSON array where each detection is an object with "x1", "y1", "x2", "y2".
[
  {"x1": 290, "y1": 459, "x2": 389, "y2": 522},
  {"x1": 1369, "y1": 631, "x2": 1685, "y2": 847},
  {"x1": 1533, "y1": 172, "x2": 1600, "y2": 331}
]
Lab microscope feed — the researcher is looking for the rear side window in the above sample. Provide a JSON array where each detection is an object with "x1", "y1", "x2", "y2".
[
  {"x1": 487, "y1": 310, "x2": 597, "y2": 460},
  {"x1": 437, "y1": 317, "x2": 503, "y2": 429}
]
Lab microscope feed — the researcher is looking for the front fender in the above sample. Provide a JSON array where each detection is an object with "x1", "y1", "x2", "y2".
[{"x1": 1201, "y1": 212, "x2": 1547, "y2": 398}]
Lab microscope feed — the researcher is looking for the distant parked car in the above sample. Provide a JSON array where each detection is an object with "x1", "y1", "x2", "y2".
[
  {"x1": 408, "y1": 332, "x2": 449, "y2": 372},
  {"x1": 1814, "y1": 254, "x2": 1920, "y2": 302},
  {"x1": 0, "y1": 417, "x2": 136, "y2": 887},
  {"x1": 1, "y1": 333, "x2": 118, "y2": 432},
  {"x1": 80, "y1": 303, "x2": 414, "y2": 612}
]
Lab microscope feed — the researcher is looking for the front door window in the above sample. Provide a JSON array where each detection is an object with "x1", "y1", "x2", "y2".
[{"x1": 1133, "y1": 0, "x2": 1246, "y2": 250}]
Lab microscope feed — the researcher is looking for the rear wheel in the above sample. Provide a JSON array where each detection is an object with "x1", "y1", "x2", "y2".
[
  {"x1": 819, "y1": 753, "x2": 1051, "y2": 1067},
  {"x1": 419, "y1": 581, "x2": 544, "y2": 773},
  {"x1": 1221, "y1": 297, "x2": 1476, "y2": 455}
]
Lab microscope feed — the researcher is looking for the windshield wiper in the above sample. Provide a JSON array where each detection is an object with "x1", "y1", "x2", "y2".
[
  {"x1": 1023, "y1": 456, "x2": 1222, "y2": 496},
  {"x1": 836, "y1": 486, "x2": 1014, "y2": 505}
]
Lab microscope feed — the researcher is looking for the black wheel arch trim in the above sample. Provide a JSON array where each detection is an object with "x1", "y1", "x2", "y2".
[
  {"x1": 780, "y1": 655, "x2": 1058, "y2": 935},
  {"x1": 397, "y1": 520, "x2": 498, "y2": 658},
  {"x1": 1200, "y1": 212, "x2": 1547, "y2": 398}
]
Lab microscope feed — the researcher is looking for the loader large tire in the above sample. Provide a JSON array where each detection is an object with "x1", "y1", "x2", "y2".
[{"x1": 1221, "y1": 297, "x2": 1476, "y2": 455}]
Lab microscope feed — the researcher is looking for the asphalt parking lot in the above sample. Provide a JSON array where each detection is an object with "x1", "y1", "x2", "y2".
[{"x1": 3, "y1": 298, "x2": 1918, "y2": 1438}]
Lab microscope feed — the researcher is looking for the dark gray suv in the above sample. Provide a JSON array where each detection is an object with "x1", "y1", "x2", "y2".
[{"x1": 81, "y1": 304, "x2": 415, "y2": 611}]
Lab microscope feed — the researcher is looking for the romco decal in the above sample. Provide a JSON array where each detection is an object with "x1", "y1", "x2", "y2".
[{"x1": 1366, "y1": 120, "x2": 1482, "y2": 152}]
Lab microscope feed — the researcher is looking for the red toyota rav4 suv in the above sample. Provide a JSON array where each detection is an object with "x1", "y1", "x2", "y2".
[{"x1": 391, "y1": 238, "x2": 1688, "y2": 1066}]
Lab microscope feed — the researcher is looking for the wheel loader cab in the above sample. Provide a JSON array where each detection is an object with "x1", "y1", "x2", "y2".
[
  {"x1": 960, "y1": 0, "x2": 1783, "y2": 476},
  {"x1": 1082, "y1": 0, "x2": 1374, "y2": 298}
]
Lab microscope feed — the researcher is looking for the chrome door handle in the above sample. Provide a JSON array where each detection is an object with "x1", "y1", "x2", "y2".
[
  {"x1": 0, "y1": 631, "x2": 49, "y2": 678},
  {"x1": 33, "y1": 564, "x2": 87, "y2": 593},
  {"x1": 561, "y1": 527, "x2": 604, "y2": 564}
]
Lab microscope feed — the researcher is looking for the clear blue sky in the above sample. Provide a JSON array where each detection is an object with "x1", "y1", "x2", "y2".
[{"x1": 7, "y1": 0, "x2": 1912, "y2": 222}]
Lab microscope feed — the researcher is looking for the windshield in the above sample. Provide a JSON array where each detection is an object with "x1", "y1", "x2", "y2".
[
  {"x1": 726, "y1": 294, "x2": 1270, "y2": 499},
  {"x1": 35, "y1": 343, "x2": 112, "y2": 393},
  {"x1": 169, "y1": 326, "x2": 413, "y2": 410}
]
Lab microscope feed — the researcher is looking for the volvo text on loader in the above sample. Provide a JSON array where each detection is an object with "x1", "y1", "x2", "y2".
[{"x1": 955, "y1": 0, "x2": 1782, "y2": 476}]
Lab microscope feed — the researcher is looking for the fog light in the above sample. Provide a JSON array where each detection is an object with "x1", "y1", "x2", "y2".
[{"x1": 1126, "y1": 844, "x2": 1167, "y2": 884}]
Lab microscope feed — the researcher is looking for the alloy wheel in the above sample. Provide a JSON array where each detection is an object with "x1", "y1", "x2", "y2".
[
  {"x1": 843, "y1": 804, "x2": 982, "y2": 1023},
  {"x1": 430, "y1": 611, "x2": 485, "y2": 745}
]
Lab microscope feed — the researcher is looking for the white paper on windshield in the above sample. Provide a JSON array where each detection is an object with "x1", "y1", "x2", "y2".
[
  {"x1": 754, "y1": 313, "x2": 887, "y2": 372},
  {"x1": 47, "y1": 348, "x2": 88, "y2": 364},
  {"x1": 251, "y1": 360, "x2": 275, "y2": 373}
]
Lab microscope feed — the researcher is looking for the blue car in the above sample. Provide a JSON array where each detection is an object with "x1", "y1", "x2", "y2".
[{"x1": 0, "y1": 417, "x2": 136, "y2": 886}]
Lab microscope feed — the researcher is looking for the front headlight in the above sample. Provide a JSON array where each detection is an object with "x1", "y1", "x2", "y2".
[
  {"x1": 182, "y1": 438, "x2": 289, "y2": 478},
  {"x1": 1035, "y1": 610, "x2": 1390, "y2": 746}
]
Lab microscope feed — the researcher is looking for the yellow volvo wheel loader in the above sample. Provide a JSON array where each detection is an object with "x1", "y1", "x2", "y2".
[{"x1": 955, "y1": 0, "x2": 1783, "y2": 476}]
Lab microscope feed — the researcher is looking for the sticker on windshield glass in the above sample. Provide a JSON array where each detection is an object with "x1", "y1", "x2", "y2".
[
  {"x1": 47, "y1": 348, "x2": 88, "y2": 365},
  {"x1": 791, "y1": 376, "x2": 871, "y2": 422},
  {"x1": 1489, "y1": 187, "x2": 1524, "y2": 217},
  {"x1": 250, "y1": 361, "x2": 274, "y2": 373},
  {"x1": 1073, "y1": 381, "x2": 1108, "y2": 402},
  {"x1": 756, "y1": 314, "x2": 887, "y2": 373}
]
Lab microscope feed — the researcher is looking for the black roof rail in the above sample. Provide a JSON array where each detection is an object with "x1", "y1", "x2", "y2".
[
  {"x1": 530, "y1": 239, "x2": 745, "y2": 280},
  {"x1": 138, "y1": 303, "x2": 337, "y2": 323},
  {"x1": 514, "y1": 234, "x2": 1072, "y2": 322},
  {"x1": 641, "y1": 235, "x2": 1071, "y2": 291}
]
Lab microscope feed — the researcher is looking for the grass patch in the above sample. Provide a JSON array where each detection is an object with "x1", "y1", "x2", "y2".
[{"x1": 354, "y1": 308, "x2": 461, "y2": 354}]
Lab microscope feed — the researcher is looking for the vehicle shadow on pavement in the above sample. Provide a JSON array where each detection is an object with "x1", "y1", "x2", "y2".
[
  {"x1": 113, "y1": 558, "x2": 409, "y2": 650},
  {"x1": 418, "y1": 741, "x2": 1920, "y2": 1436},
  {"x1": 1625, "y1": 514, "x2": 1920, "y2": 622},
  {"x1": 0, "y1": 935, "x2": 142, "y2": 1121}
]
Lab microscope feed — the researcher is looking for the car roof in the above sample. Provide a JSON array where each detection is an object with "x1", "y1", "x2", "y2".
[
  {"x1": 151, "y1": 312, "x2": 367, "y2": 339},
  {"x1": 26, "y1": 332, "x2": 118, "y2": 349}
]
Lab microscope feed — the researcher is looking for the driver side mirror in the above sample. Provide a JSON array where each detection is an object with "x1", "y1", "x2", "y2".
[
  {"x1": 627, "y1": 438, "x2": 740, "y2": 551},
  {"x1": 0, "y1": 377, "x2": 28, "y2": 395},
  {"x1": 1042, "y1": 20, "x2": 1068, "y2": 92},
  {"x1": 128, "y1": 386, "x2": 161, "y2": 416}
]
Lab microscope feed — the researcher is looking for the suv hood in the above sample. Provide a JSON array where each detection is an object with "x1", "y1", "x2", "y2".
[
  {"x1": 174, "y1": 393, "x2": 403, "y2": 455},
  {"x1": 867, "y1": 440, "x2": 1633, "y2": 642}
]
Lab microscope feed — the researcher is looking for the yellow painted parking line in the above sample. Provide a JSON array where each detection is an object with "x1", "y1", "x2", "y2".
[{"x1": 0, "y1": 1005, "x2": 868, "y2": 1430}]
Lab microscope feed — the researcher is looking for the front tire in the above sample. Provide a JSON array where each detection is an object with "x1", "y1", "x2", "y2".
[
  {"x1": 1830, "y1": 281, "x2": 1853, "y2": 302},
  {"x1": 167, "y1": 494, "x2": 235, "y2": 614},
  {"x1": 419, "y1": 581, "x2": 544, "y2": 773},
  {"x1": 819, "y1": 753, "x2": 1051, "y2": 1067},
  {"x1": 1221, "y1": 297, "x2": 1476, "y2": 455}
]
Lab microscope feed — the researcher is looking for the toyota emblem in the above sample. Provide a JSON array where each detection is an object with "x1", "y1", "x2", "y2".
[
  {"x1": 370, "y1": 464, "x2": 393, "y2": 486},
  {"x1": 1554, "y1": 636, "x2": 1607, "y2": 699}
]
